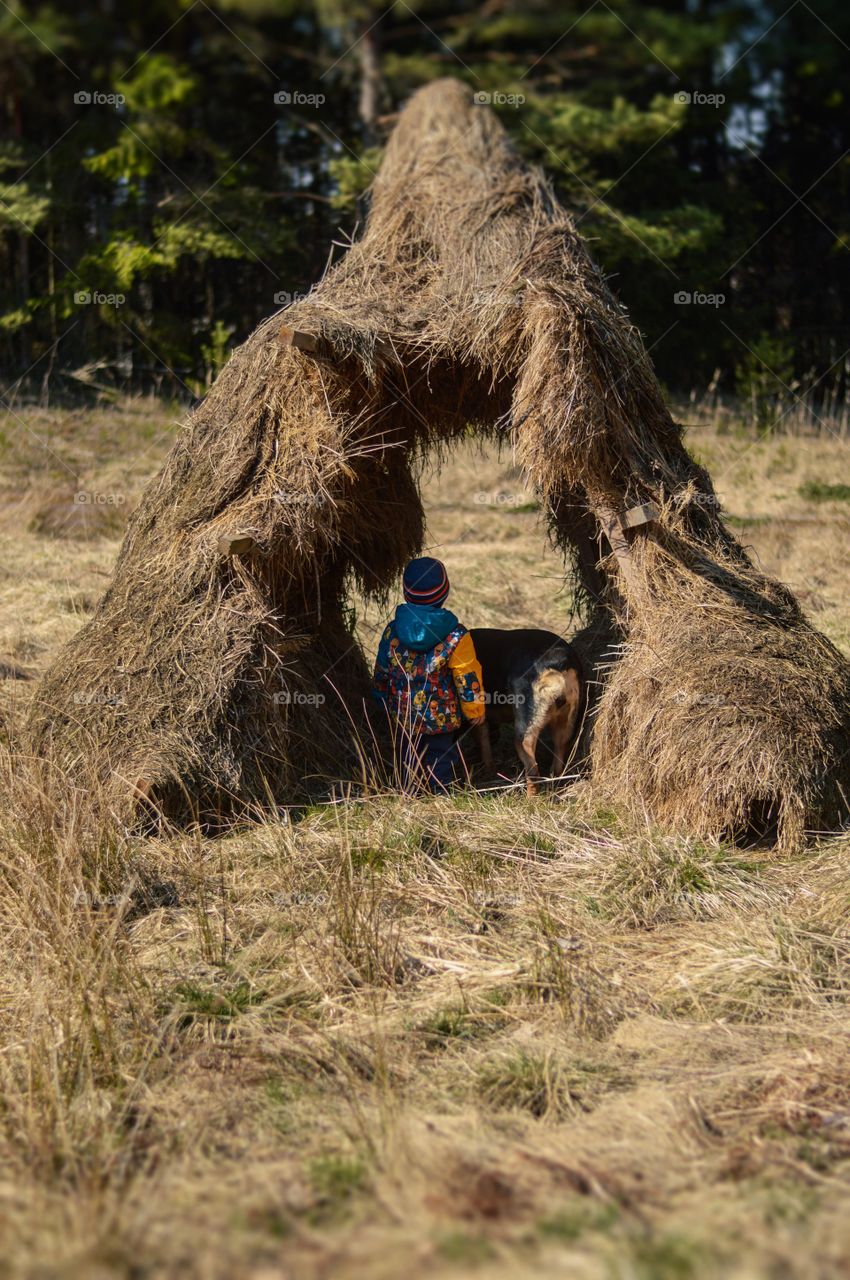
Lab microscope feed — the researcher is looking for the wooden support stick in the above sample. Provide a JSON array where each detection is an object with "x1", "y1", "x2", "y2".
[{"x1": 597, "y1": 504, "x2": 640, "y2": 595}]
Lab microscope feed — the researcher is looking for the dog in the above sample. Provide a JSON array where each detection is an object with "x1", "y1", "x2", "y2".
[{"x1": 469, "y1": 628, "x2": 584, "y2": 795}]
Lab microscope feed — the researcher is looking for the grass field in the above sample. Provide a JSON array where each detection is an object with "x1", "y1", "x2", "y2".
[{"x1": 1, "y1": 401, "x2": 850, "y2": 1278}]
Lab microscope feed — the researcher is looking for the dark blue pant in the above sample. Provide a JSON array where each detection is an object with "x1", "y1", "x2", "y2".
[{"x1": 395, "y1": 729, "x2": 459, "y2": 793}]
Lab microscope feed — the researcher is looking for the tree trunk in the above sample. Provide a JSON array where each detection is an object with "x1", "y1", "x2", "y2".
[{"x1": 358, "y1": 23, "x2": 381, "y2": 142}]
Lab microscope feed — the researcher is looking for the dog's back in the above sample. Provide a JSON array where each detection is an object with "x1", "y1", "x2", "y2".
[
  {"x1": 470, "y1": 628, "x2": 585, "y2": 792},
  {"x1": 470, "y1": 628, "x2": 580, "y2": 698}
]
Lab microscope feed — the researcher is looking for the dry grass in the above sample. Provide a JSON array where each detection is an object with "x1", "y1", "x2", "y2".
[
  {"x1": 1, "y1": 764, "x2": 849, "y2": 1278},
  {"x1": 2, "y1": 403, "x2": 850, "y2": 1276}
]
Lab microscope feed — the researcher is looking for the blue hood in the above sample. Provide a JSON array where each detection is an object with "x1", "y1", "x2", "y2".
[{"x1": 394, "y1": 603, "x2": 458, "y2": 652}]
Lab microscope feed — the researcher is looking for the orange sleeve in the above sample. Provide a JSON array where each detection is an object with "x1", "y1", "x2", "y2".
[{"x1": 448, "y1": 630, "x2": 486, "y2": 721}]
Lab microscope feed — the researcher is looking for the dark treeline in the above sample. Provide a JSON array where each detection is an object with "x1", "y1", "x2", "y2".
[{"x1": 1, "y1": 0, "x2": 849, "y2": 406}]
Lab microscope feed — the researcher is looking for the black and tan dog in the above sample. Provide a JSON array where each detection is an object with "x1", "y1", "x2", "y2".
[{"x1": 469, "y1": 628, "x2": 584, "y2": 795}]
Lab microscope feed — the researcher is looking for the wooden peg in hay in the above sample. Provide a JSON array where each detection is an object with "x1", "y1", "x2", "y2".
[
  {"x1": 277, "y1": 324, "x2": 336, "y2": 363},
  {"x1": 621, "y1": 501, "x2": 659, "y2": 530},
  {"x1": 217, "y1": 532, "x2": 256, "y2": 556},
  {"x1": 278, "y1": 324, "x2": 318, "y2": 354}
]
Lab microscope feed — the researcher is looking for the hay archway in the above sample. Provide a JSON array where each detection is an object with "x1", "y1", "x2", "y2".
[{"x1": 28, "y1": 80, "x2": 850, "y2": 847}]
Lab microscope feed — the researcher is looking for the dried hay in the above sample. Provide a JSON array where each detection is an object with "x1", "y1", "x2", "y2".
[{"x1": 26, "y1": 79, "x2": 850, "y2": 845}]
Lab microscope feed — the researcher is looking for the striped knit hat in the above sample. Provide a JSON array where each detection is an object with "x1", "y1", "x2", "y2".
[{"x1": 402, "y1": 556, "x2": 450, "y2": 607}]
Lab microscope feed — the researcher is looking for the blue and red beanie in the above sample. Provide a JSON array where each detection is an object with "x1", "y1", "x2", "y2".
[{"x1": 403, "y1": 556, "x2": 450, "y2": 607}]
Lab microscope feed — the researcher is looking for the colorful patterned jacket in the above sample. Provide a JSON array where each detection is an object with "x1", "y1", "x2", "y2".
[{"x1": 372, "y1": 603, "x2": 485, "y2": 734}]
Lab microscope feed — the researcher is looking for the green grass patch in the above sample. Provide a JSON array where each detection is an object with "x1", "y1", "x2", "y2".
[
  {"x1": 537, "y1": 1201, "x2": 619, "y2": 1241},
  {"x1": 349, "y1": 843, "x2": 389, "y2": 870},
  {"x1": 171, "y1": 979, "x2": 265, "y2": 1025},
  {"x1": 418, "y1": 995, "x2": 509, "y2": 1048},
  {"x1": 581, "y1": 804, "x2": 626, "y2": 836},
  {"x1": 596, "y1": 838, "x2": 765, "y2": 928},
  {"x1": 476, "y1": 1051, "x2": 627, "y2": 1119},
  {"x1": 262, "y1": 1076, "x2": 304, "y2": 1134},
  {"x1": 629, "y1": 1231, "x2": 708, "y2": 1280},
  {"x1": 726, "y1": 514, "x2": 772, "y2": 528},
  {"x1": 514, "y1": 830, "x2": 556, "y2": 855},
  {"x1": 436, "y1": 1230, "x2": 496, "y2": 1264},
  {"x1": 799, "y1": 480, "x2": 850, "y2": 502},
  {"x1": 308, "y1": 1153, "x2": 367, "y2": 1219},
  {"x1": 419, "y1": 1005, "x2": 479, "y2": 1046}
]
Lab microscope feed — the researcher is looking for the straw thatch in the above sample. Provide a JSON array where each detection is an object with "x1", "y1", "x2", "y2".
[{"x1": 27, "y1": 79, "x2": 850, "y2": 845}]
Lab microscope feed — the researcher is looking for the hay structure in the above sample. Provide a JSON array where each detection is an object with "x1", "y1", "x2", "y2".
[{"x1": 28, "y1": 80, "x2": 850, "y2": 846}]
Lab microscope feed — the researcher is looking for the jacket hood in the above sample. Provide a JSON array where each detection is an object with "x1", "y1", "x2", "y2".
[{"x1": 394, "y1": 603, "x2": 458, "y2": 652}]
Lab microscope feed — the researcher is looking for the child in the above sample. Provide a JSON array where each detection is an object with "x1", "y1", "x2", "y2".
[{"x1": 372, "y1": 556, "x2": 485, "y2": 792}]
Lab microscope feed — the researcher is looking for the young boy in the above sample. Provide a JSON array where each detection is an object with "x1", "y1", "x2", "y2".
[{"x1": 372, "y1": 556, "x2": 485, "y2": 792}]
